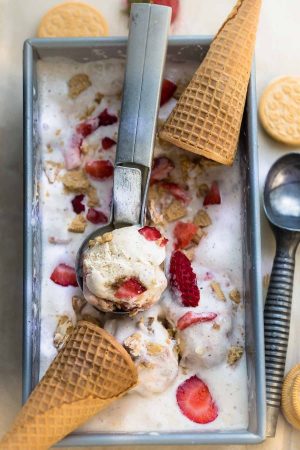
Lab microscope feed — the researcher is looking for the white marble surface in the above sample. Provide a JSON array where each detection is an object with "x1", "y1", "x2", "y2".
[{"x1": 0, "y1": 0, "x2": 299, "y2": 449}]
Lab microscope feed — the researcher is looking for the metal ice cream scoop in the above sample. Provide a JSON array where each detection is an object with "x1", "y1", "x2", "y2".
[
  {"x1": 75, "y1": 4, "x2": 171, "y2": 300},
  {"x1": 263, "y1": 152, "x2": 300, "y2": 437}
]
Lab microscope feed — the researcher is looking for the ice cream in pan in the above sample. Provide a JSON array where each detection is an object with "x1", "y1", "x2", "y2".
[{"x1": 0, "y1": 0, "x2": 264, "y2": 446}]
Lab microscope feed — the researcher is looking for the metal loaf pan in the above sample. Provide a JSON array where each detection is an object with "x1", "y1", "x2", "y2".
[{"x1": 23, "y1": 36, "x2": 266, "y2": 446}]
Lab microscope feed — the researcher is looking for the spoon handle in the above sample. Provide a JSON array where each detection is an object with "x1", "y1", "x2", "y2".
[{"x1": 264, "y1": 235, "x2": 297, "y2": 437}]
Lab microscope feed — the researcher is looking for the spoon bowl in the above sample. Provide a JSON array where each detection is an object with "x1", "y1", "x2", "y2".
[{"x1": 263, "y1": 152, "x2": 300, "y2": 437}]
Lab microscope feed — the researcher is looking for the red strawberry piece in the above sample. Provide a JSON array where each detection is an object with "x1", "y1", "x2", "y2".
[
  {"x1": 126, "y1": 0, "x2": 179, "y2": 24},
  {"x1": 115, "y1": 277, "x2": 146, "y2": 299},
  {"x1": 169, "y1": 250, "x2": 200, "y2": 307},
  {"x1": 102, "y1": 136, "x2": 116, "y2": 150},
  {"x1": 160, "y1": 181, "x2": 191, "y2": 204},
  {"x1": 50, "y1": 264, "x2": 77, "y2": 287},
  {"x1": 64, "y1": 134, "x2": 82, "y2": 170},
  {"x1": 86, "y1": 208, "x2": 108, "y2": 224},
  {"x1": 85, "y1": 160, "x2": 114, "y2": 179},
  {"x1": 160, "y1": 237, "x2": 169, "y2": 247},
  {"x1": 151, "y1": 156, "x2": 174, "y2": 182},
  {"x1": 76, "y1": 116, "x2": 99, "y2": 138},
  {"x1": 177, "y1": 312, "x2": 217, "y2": 331},
  {"x1": 160, "y1": 79, "x2": 177, "y2": 106},
  {"x1": 176, "y1": 375, "x2": 218, "y2": 424},
  {"x1": 203, "y1": 181, "x2": 221, "y2": 206},
  {"x1": 138, "y1": 226, "x2": 162, "y2": 241},
  {"x1": 98, "y1": 108, "x2": 118, "y2": 126},
  {"x1": 173, "y1": 221, "x2": 198, "y2": 250},
  {"x1": 71, "y1": 194, "x2": 85, "y2": 214}
]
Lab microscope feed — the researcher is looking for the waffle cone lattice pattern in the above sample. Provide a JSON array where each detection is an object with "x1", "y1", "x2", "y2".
[
  {"x1": 159, "y1": 0, "x2": 262, "y2": 165},
  {"x1": 0, "y1": 321, "x2": 137, "y2": 450}
]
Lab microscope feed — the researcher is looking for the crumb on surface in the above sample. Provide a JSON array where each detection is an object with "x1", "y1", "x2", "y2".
[
  {"x1": 62, "y1": 169, "x2": 90, "y2": 193},
  {"x1": 53, "y1": 315, "x2": 74, "y2": 350},
  {"x1": 212, "y1": 322, "x2": 221, "y2": 330},
  {"x1": 191, "y1": 228, "x2": 204, "y2": 245},
  {"x1": 210, "y1": 281, "x2": 226, "y2": 301},
  {"x1": 68, "y1": 213, "x2": 87, "y2": 233},
  {"x1": 193, "y1": 209, "x2": 212, "y2": 227},
  {"x1": 197, "y1": 183, "x2": 209, "y2": 198},
  {"x1": 89, "y1": 232, "x2": 113, "y2": 247},
  {"x1": 229, "y1": 288, "x2": 241, "y2": 304},
  {"x1": 124, "y1": 333, "x2": 143, "y2": 358},
  {"x1": 165, "y1": 200, "x2": 187, "y2": 222},
  {"x1": 94, "y1": 92, "x2": 104, "y2": 104},
  {"x1": 68, "y1": 73, "x2": 91, "y2": 99},
  {"x1": 87, "y1": 185, "x2": 100, "y2": 207},
  {"x1": 227, "y1": 346, "x2": 244, "y2": 366}
]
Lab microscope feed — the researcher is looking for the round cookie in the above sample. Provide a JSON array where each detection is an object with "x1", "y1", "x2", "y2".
[
  {"x1": 259, "y1": 77, "x2": 300, "y2": 146},
  {"x1": 281, "y1": 364, "x2": 300, "y2": 430},
  {"x1": 37, "y1": 2, "x2": 109, "y2": 38}
]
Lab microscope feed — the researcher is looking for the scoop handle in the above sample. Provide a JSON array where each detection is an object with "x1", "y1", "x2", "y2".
[
  {"x1": 113, "y1": 3, "x2": 171, "y2": 226},
  {"x1": 264, "y1": 230, "x2": 299, "y2": 437}
]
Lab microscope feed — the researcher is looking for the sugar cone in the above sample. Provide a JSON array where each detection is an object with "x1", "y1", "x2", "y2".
[
  {"x1": 159, "y1": 0, "x2": 262, "y2": 165},
  {"x1": 281, "y1": 364, "x2": 300, "y2": 431},
  {"x1": 0, "y1": 321, "x2": 137, "y2": 450}
]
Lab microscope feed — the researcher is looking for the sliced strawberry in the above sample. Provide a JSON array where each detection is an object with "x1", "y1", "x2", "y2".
[
  {"x1": 160, "y1": 181, "x2": 191, "y2": 204},
  {"x1": 176, "y1": 375, "x2": 218, "y2": 424},
  {"x1": 169, "y1": 250, "x2": 200, "y2": 307},
  {"x1": 64, "y1": 134, "x2": 82, "y2": 170},
  {"x1": 86, "y1": 208, "x2": 108, "y2": 224},
  {"x1": 115, "y1": 277, "x2": 146, "y2": 299},
  {"x1": 177, "y1": 312, "x2": 217, "y2": 331},
  {"x1": 102, "y1": 136, "x2": 116, "y2": 150},
  {"x1": 160, "y1": 79, "x2": 177, "y2": 106},
  {"x1": 138, "y1": 226, "x2": 162, "y2": 241},
  {"x1": 71, "y1": 194, "x2": 85, "y2": 214},
  {"x1": 203, "y1": 181, "x2": 221, "y2": 206},
  {"x1": 151, "y1": 156, "x2": 174, "y2": 183},
  {"x1": 50, "y1": 264, "x2": 77, "y2": 287},
  {"x1": 127, "y1": 0, "x2": 179, "y2": 23},
  {"x1": 173, "y1": 221, "x2": 198, "y2": 250},
  {"x1": 76, "y1": 116, "x2": 99, "y2": 138},
  {"x1": 85, "y1": 160, "x2": 114, "y2": 179},
  {"x1": 98, "y1": 108, "x2": 118, "y2": 126}
]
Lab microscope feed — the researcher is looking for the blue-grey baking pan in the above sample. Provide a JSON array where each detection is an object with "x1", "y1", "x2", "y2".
[{"x1": 23, "y1": 36, "x2": 266, "y2": 446}]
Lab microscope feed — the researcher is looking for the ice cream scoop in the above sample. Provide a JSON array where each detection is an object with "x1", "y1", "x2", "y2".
[
  {"x1": 263, "y1": 153, "x2": 300, "y2": 437},
  {"x1": 75, "y1": 3, "x2": 171, "y2": 313}
]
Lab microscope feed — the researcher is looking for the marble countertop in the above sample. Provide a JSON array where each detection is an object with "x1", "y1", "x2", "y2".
[{"x1": 0, "y1": 0, "x2": 299, "y2": 449}]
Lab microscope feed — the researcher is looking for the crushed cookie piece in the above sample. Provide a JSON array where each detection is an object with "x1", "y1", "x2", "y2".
[
  {"x1": 55, "y1": 129, "x2": 61, "y2": 136},
  {"x1": 229, "y1": 288, "x2": 241, "y2": 304},
  {"x1": 68, "y1": 73, "x2": 91, "y2": 99},
  {"x1": 182, "y1": 247, "x2": 196, "y2": 261},
  {"x1": 210, "y1": 281, "x2": 226, "y2": 301},
  {"x1": 180, "y1": 156, "x2": 194, "y2": 181},
  {"x1": 48, "y1": 236, "x2": 71, "y2": 245},
  {"x1": 165, "y1": 200, "x2": 187, "y2": 222},
  {"x1": 173, "y1": 81, "x2": 188, "y2": 100},
  {"x1": 87, "y1": 185, "x2": 100, "y2": 207},
  {"x1": 263, "y1": 274, "x2": 270, "y2": 289},
  {"x1": 212, "y1": 322, "x2": 221, "y2": 330},
  {"x1": 227, "y1": 346, "x2": 244, "y2": 366},
  {"x1": 191, "y1": 228, "x2": 204, "y2": 245},
  {"x1": 53, "y1": 316, "x2": 74, "y2": 350},
  {"x1": 47, "y1": 143, "x2": 54, "y2": 153},
  {"x1": 148, "y1": 199, "x2": 165, "y2": 226},
  {"x1": 124, "y1": 333, "x2": 143, "y2": 358},
  {"x1": 72, "y1": 295, "x2": 87, "y2": 316},
  {"x1": 68, "y1": 213, "x2": 87, "y2": 233},
  {"x1": 146, "y1": 342, "x2": 164, "y2": 356},
  {"x1": 94, "y1": 92, "x2": 104, "y2": 104},
  {"x1": 62, "y1": 169, "x2": 90, "y2": 193},
  {"x1": 139, "y1": 361, "x2": 155, "y2": 369},
  {"x1": 79, "y1": 104, "x2": 96, "y2": 121},
  {"x1": 197, "y1": 183, "x2": 209, "y2": 198},
  {"x1": 89, "y1": 232, "x2": 113, "y2": 247},
  {"x1": 193, "y1": 209, "x2": 212, "y2": 227},
  {"x1": 44, "y1": 161, "x2": 63, "y2": 183}
]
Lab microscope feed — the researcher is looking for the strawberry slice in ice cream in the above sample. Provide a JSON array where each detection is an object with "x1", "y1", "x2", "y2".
[
  {"x1": 151, "y1": 156, "x2": 174, "y2": 183},
  {"x1": 102, "y1": 136, "x2": 117, "y2": 150},
  {"x1": 50, "y1": 264, "x2": 77, "y2": 287},
  {"x1": 177, "y1": 312, "x2": 217, "y2": 331},
  {"x1": 176, "y1": 375, "x2": 218, "y2": 424},
  {"x1": 115, "y1": 278, "x2": 146, "y2": 300},
  {"x1": 173, "y1": 221, "x2": 198, "y2": 250},
  {"x1": 160, "y1": 79, "x2": 177, "y2": 106},
  {"x1": 203, "y1": 181, "x2": 221, "y2": 206},
  {"x1": 85, "y1": 160, "x2": 114, "y2": 179},
  {"x1": 169, "y1": 250, "x2": 200, "y2": 307}
]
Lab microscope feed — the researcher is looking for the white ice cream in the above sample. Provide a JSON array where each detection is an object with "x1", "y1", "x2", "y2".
[
  {"x1": 37, "y1": 57, "x2": 248, "y2": 433},
  {"x1": 83, "y1": 225, "x2": 167, "y2": 312}
]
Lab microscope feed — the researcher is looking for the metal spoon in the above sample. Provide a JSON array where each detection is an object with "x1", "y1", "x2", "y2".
[
  {"x1": 263, "y1": 152, "x2": 300, "y2": 437},
  {"x1": 75, "y1": 4, "x2": 171, "y2": 309}
]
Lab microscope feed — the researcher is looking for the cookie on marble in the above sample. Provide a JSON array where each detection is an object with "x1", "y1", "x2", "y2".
[
  {"x1": 281, "y1": 363, "x2": 300, "y2": 430},
  {"x1": 37, "y1": 2, "x2": 109, "y2": 38},
  {"x1": 259, "y1": 77, "x2": 300, "y2": 145}
]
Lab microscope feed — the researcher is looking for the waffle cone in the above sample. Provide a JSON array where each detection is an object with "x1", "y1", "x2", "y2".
[
  {"x1": 0, "y1": 321, "x2": 137, "y2": 450},
  {"x1": 159, "y1": 0, "x2": 262, "y2": 165},
  {"x1": 281, "y1": 364, "x2": 300, "y2": 431}
]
